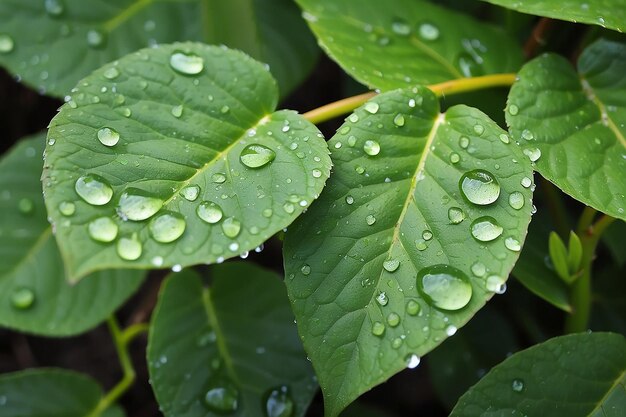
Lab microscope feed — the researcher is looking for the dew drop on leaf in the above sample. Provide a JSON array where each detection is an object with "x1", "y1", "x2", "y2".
[
  {"x1": 448, "y1": 207, "x2": 465, "y2": 224},
  {"x1": 117, "y1": 233, "x2": 142, "y2": 261},
  {"x1": 44, "y1": 0, "x2": 64, "y2": 16},
  {"x1": 521, "y1": 129, "x2": 534, "y2": 140},
  {"x1": 103, "y1": 67, "x2": 119, "y2": 80},
  {"x1": 149, "y1": 212, "x2": 186, "y2": 243},
  {"x1": 345, "y1": 195, "x2": 354, "y2": 205},
  {"x1": 418, "y1": 22, "x2": 440, "y2": 41},
  {"x1": 75, "y1": 174, "x2": 113, "y2": 206},
  {"x1": 508, "y1": 191, "x2": 525, "y2": 210},
  {"x1": 523, "y1": 147, "x2": 541, "y2": 162},
  {"x1": 312, "y1": 168, "x2": 322, "y2": 178},
  {"x1": 88, "y1": 216, "x2": 118, "y2": 242},
  {"x1": 363, "y1": 140, "x2": 380, "y2": 156},
  {"x1": 58, "y1": 201, "x2": 75, "y2": 216},
  {"x1": 521, "y1": 177, "x2": 532, "y2": 188},
  {"x1": 0, "y1": 34, "x2": 14, "y2": 54},
  {"x1": 372, "y1": 321, "x2": 385, "y2": 336},
  {"x1": 376, "y1": 291, "x2": 388, "y2": 306},
  {"x1": 416, "y1": 265, "x2": 472, "y2": 311},
  {"x1": 450, "y1": 152, "x2": 460, "y2": 164},
  {"x1": 393, "y1": 114, "x2": 405, "y2": 127},
  {"x1": 511, "y1": 379, "x2": 524, "y2": 392},
  {"x1": 86, "y1": 29, "x2": 106, "y2": 48},
  {"x1": 221, "y1": 217, "x2": 241, "y2": 238},
  {"x1": 405, "y1": 354, "x2": 421, "y2": 369},
  {"x1": 486, "y1": 275, "x2": 507, "y2": 293},
  {"x1": 470, "y1": 216, "x2": 503, "y2": 242},
  {"x1": 386, "y1": 312, "x2": 400, "y2": 327},
  {"x1": 301, "y1": 264, "x2": 311, "y2": 275},
  {"x1": 422, "y1": 230, "x2": 433, "y2": 241},
  {"x1": 499, "y1": 133, "x2": 510, "y2": 144},
  {"x1": 171, "y1": 104, "x2": 183, "y2": 118},
  {"x1": 197, "y1": 201, "x2": 223, "y2": 224},
  {"x1": 264, "y1": 385, "x2": 294, "y2": 417},
  {"x1": 366, "y1": 214, "x2": 376, "y2": 225},
  {"x1": 170, "y1": 51, "x2": 204, "y2": 75},
  {"x1": 364, "y1": 102, "x2": 379, "y2": 114},
  {"x1": 283, "y1": 202, "x2": 295, "y2": 214},
  {"x1": 391, "y1": 17, "x2": 411, "y2": 36},
  {"x1": 406, "y1": 300, "x2": 420, "y2": 315},
  {"x1": 97, "y1": 127, "x2": 120, "y2": 147},
  {"x1": 117, "y1": 189, "x2": 163, "y2": 221},
  {"x1": 473, "y1": 124, "x2": 484, "y2": 135},
  {"x1": 504, "y1": 236, "x2": 521, "y2": 252},
  {"x1": 204, "y1": 383, "x2": 239, "y2": 413},
  {"x1": 11, "y1": 287, "x2": 35, "y2": 310},
  {"x1": 470, "y1": 262, "x2": 486, "y2": 277},
  {"x1": 180, "y1": 185, "x2": 200, "y2": 201},
  {"x1": 383, "y1": 258, "x2": 400, "y2": 272},
  {"x1": 240, "y1": 144, "x2": 276, "y2": 168},
  {"x1": 508, "y1": 104, "x2": 519, "y2": 115},
  {"x1": 459, "y1": 136, "x2": 470, "y2": 149},
  {"x1": 212, "y1": 172, "x2": 227, "y2": 184},
  {"x1": 459, "y1": 169, "x2": 500, "y2": 205}
]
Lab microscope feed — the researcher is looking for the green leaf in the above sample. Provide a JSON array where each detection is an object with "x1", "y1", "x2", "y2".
[
  {"x1": 0, "y1": 368, "x2": 116, "y2": 416},
  {"x1": 42, "y1": 43, "x2": 331, "y2": 281},
  {"x1": 548, "y1": 232, "x2": 571, "y2": 283},
  {"x1": 480, "y1": 0, "x2": 626, "y2": 33},
  {"x1": 429, "y1": 306, "x2": 519, "y2": 410},
  {"x1": 567, "y1": 231, "x2": 583, "y2": 273},
  {"x1": 450, "y1": 332, "x2": 626, "y2": 417},
  {"x1": 0, "y1": 0, "x2": 317, "y2": 97},
  {"x1": 603, "y1": 220, "x2": 626, "y2": 266},
  {"x1": 506, "y1": 39, "x2": 626, "y2": 221},
  {"x1": 0, "y1": 134, "x2": 144, "y2": 336},
  {"x1": 147, "y1": 264, "x2": 317, "y2": 417},
  {"x1": 296, "y1": 0, "x2": 523, "y2": 91},
  {"x1": 512, "y1": 212, "x2": 572, "y2": 312},
  {"x1": 283, "y1": 86, "x2": 534, "y2": 416}
]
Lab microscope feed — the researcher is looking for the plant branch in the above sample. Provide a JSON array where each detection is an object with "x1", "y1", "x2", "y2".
[
  {"x1": 524, "y1": 17, "x2": 553, "y2": 58},
  {"x1": 302, "y1": 73, "x2": 517, "y2": 125}
]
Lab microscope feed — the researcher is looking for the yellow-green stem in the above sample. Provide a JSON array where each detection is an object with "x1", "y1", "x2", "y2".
[{"x1": 302, "y1": 73, "x2": 517, "y2": 124}]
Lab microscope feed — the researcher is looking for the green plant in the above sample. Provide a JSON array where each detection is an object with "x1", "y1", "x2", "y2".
[{"x1": 0, "y1": 0, "x2": 625, "y2": 416}]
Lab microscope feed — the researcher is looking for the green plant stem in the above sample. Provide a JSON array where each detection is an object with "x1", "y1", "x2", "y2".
[
  {"x1": 302, "y1": 73, "x2": 517, "y2": 124},
  {"x1": 564, "y1": 209, "x2": 616, "y2": 333},
  {"x1": 86, "y1": 317, "x2": 147, "y2": 417}
]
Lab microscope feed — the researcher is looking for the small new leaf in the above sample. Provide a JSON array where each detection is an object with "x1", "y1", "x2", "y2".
[
  {"x1": 567, "y1": 231, "x2": 583, "y2": 274},
  {"x1": 548, "y1": 232, "x2": 571, "y2": 284}
]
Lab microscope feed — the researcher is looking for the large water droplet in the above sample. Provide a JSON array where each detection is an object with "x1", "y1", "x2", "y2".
[
  {"x1": 393, "y1": 114, "x2": 405, "y2": 127},
  {"x1": 300, "y1": 264, "x2": 311, "y2": 276},
  {"x1": 103, "y1": 67, "x2": 119, "y2": 80},
  {"x1": 0, "y1": 34, "x2": 14, "y2": 54},
  {"x1": 505, "y1": 236, "x2": 521, "y2": 252},
  {"x1": 416, "y1": 265, "x2": 472, "y2": 310},
  {"x1": 391, "y1": 17, "x2": 411, "y2": 36},
  {"x1": 486, "y1": 275, "x2": 507, "y2": 293},
  {"x1": 508, "y1": 104, "x2": 519, "y2": 115},
  {"x1": 459, "y1": 169, "x2": 500, "y2": 205},
  {"x1": 511, "y1": 379, "x2": 524, "y2": 392},
  {"x1": 170, "y1": 51, "x2": 204, "y2": 75},
  {"x1": 364, "y1": 102, "x2": 379, "y2": 114},
  {"x1": 117, "y1": 189, "x2": 163, "y2": 221},
  {"x1": 222, "y1": 217, "x2": 241, "y2": 238},
  {"x1": 387, "y1": 312, "x2": 400, "y2": 327},
  {"x1": 86, "y1": 29, "x2": 106, "y2": 48},
  {"x1": 171, "y1": 104, "x2": 183, "y2": 118},
  {"x1": 471, "y1": 262, "x2": 486, "y2": 277},
  {"x1": 521, "y1": 177, "x2": 532, "y2": 188},
  {"x1": 240, "y1": 144, "x2": 276, "y2": 168},
  {"x1": 366, "y1": 214, "x2": 376, "y2": 225},
  {"x1": 372, "y1": 321, "x2": 385, "y2": 336},
  {"x1": 523, "y1": 147, "x2": 541, "y2": 162},
  {"x1": 97, "y1": 127, "x2": 120, "y2": 147},
  {"x1": 470, "y1": 216, "x2": 503, "y2": 242},
  {"x1": 363, "y1": 140, "x2": 380, "y2": 156},
  {"x1": 345, "y1": 195, "x2": 354, "y2": 205},
  {"x1": 521, "y1": 129, "x2": 534, "y2": 140},
  {"x1": 45, "y1": 0, "x2": 64, "y2": 16},
  {"x1": 197, "y1": 201, "x2": 223, "y2": 224},
  {"x1": 406, "y1": 300, "x2": 420, "y2": 315},
  {"x1": 383, "y1": 258, "x2": 400, "y2": 272},
  {"x1": 376, "y1": 292, "x2": 388, "y2": 306},
  {"x1": 117, "y1": 233, "x2": 142, "y2": 260},
  {"x1": 88, "y1": 217, "x2": 118, "y2": 242},
  {"x1": 212, "y1": 173, "x2": 227, "y2": 184},
  {"x1": 459, "y1": 136, "x2": 470, "y2": 149},
  {"x1": 150, "y1": 212, "x2": 186, "y2": 243},
  {"x1": 422, "y1": 230, "x2": 433, "y2": 241},
  {"x1": 448, "y1": 207, "x2": 465, "y2": 224},
  {"x1": 418, "y1": 22, "x2": 440, "y2": 40},
  {"x1": 75, "y1": 174, "x2": 113, "y2": 206},
  {"x1": 508, "y1": 192, "x2": 525, "y2": 210},
  {"x1": 11, "y1": 287, "x2": 35, "y2": 309},
  {"x1": 204, "y1": 383, "x2": 239, "y2": 413},
  {"x1": 264, "y1": 386, "x2": 294, "y2": 417},
  {"x1": 180, "y1": 185, "x2": 200, "y2": 201},
  {"x1": 405, "y1": 354, "x2": 421, "y2": 369},
  {"x1": 59, "y1": 201, "x2": 75, "y2": 216}
]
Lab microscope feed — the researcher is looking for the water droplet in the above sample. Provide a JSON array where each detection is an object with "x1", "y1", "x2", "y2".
[
  {"x1": 372, "y1": 321, "x2": 385, "y2": 336},
  {"x1": 345, "y1": 195, "x2": 354, "y2": 205},
  {"x1": 262, "y1": 208, "x2": 273, "y2": 218},
  {"x1": 499, "y1": 133, "x2": 510, "y2": 144},
  {"x1": 45, "y1": 0, "x2": 64, "y2": 16},
  {"x1": 180, "y1": 185, "x2": 200, "y2": 201},
  {"x1": 18, "y1": 198, "x2": 34, "y2": 214},
  {"x1": 88, "y1": 217, "x2": 118, "y2": 242},
  {"x1": 446, "y1": 325, "x2": 457, "y2": 336},
  {"x1": 383, "y1": 258, "x2": 400, "y2": 272},
  {"x1": 222, "y1": 217, "x2": 241, "y2": 238},
  {"x1": 508, "y1": 191, "x2": 525, "y2": 210},
  {"x1": 505, "y1": 236, "x2": 521, "y2": 251},
  {"x1": 299, "y1": 264, "x2": 311, "y2": 276},
  {"x1": 97, "y1": 127, "x2": 120, "y2": 147},
  {"x1": 523, "y1": 147, "x2": 541, "y2": 162},
  {"x1": 363, "y1": 140, "x2": 380, "y2": 156},
  {"x1": 86, "y1": 29, "x2": 106, "y2": 48},
  {"x1": 473, "y1": 124, "x2": 485, "y2": 135},
  {"x1": 75, "y1": 174, "x2": 113, "y2": 206},
  {"x1": 366, "y1": 214, "x2": 376, "y2": 225},
  {"x1": 459, "y1": 169, "x2": 500, "y2": 205},
  {"x1": 11, "y1": 287, "x2": 34, "y2": 309},
  {"x1": 387, "y1": 312, "x2": 400, "y2": 327},
  {"x1": 450, "y1": 152, "x2": 460, "y2": 163},
  {"x1": 204, "y1": 383, "x2": 238, "y2": 413},
  {"x1": 0, "y1": 34, "x2": 14, "y2": 54},
  {"x1": 416, "y1": 265, "x2": 472, "y2": 310},
  {"x1": 521, "y1": 177, "x2": 532, "y2": 188},
  {"x1": 415, "y1": 239, "x2": 428, "y2": 251},
  {"x1": 103, "y1": 67, "x2": 119, "y2": 80},
  {"x1": 150, "y1": 212, "x2": 186, "y2": 243},
  {"x1": 364, "y1": 102, "x2": 379, "y2": 114},
  {"x1": 521, "y1": 129, "x2": 534, "y2": 140},
  {"x1": 355, "y1": 165, "x2": 365, "y2": 174},
  {"x1": 151, "y1": 256, "x2": 164, "y2": 267},
  {"x1": 422, "y1": 230, "x2": 433, "y2": 241},
  {"x1": 448, "y1": 207, "x2": 465, "y2": 224},
  {"x1": 170, "y1": 51, "x2": 204, "y2": 75},
  {"x1": 508, "y1": 104, "x2": 519, "y2": 115},
  {"x1": 418, "y1": 22, "x2": 440, "y2": 40},
  {"x1": 406, "y1": 300, "x2": 420, "y2": 315},
  {"x1": 376, "y1": 292, "x2": 388, "y2": 306},
  {"x1": 171, "y1": 104, "x2": 183, "y2": 118},
  {"x1": 471, "y1": 262, "x2": 486, "y2": 277},
  {"x1": 117, "y1": 233, "x2": 142, "y2": 260},
  {"x1": 117, "y1": 189, "x2": 163, "y2": 221},
  {"x1": 348, "y1": 113, "x2": 359, "y2": 123},
  {"x1": 392, "y1": 337, "x2": 403, "y2": 349},
  {"x1": 391, "y1": 17, "x2": 411, "y2": 36},
  {"x1": 486, "y1": 275, "x2": 507, "y2": 293},
  {"x1": 459, "y1": 136, "x2": 470, "y2": 149},
  {"x1": 470, "y1": 216, "x2": 503, "y2": 242},
  {"x1": 347, "y1": 135, "x2": 357, "y2": 147},
  {"x1": 312, "y1": 168, "x2": 322, "y2": 178},
  {"x1": 240, "y1": 144, "x2": 276, "y2": 168},
  {"x1": 283, "y1": 202, "x2": 295, "y2": 214},
  {"x1": 212, "y1": 173, "x2": 227, "y2": 184},
  {"x1": 264, "y1": 385, "x2": 294, "y2": 417},
  {"x1": 511, "y1": 379, "x2": 524, "y2": 392},
  {"x1": 197, "y1": 201, "x2": 223, "y2": 224},
  {"x1": 393, "y1": 114, "x2": 405, "y2": 127},
  {"x1": 59, "y1": 201, "x2": 75, "y2": 216},
  {"x1": 405, "y1": 354, "x2": 421, "y2": 369}
]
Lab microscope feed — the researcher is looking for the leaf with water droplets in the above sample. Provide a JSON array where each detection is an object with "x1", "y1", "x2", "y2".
[
  {"x1": 450, "y1": 332, "x2": 626, "y2": 417},
  {"x1": 296, "y1": 0, "x2": 523, "y2": 90},
  {"x1": 0, "y1": 134, "x2": 144, "y2": 336},
  {"x1": 480, "y1": 0, "x2": 626, "y2": 33},
  {"x1": 283, "y1": 87, "x2": 534, "y2": 416},
  {"x1": 0, "y1": 0, "x2": 317, "y2": 97},
  {"x1": 43, "y1": 43, "x2": 331, "y2": 281},
  {"x1": 147, "y1": 264, "x2": 317, "y2": 417},
  {"x1": 506, "y1": 39, "x2": 626, "y2": 221}
]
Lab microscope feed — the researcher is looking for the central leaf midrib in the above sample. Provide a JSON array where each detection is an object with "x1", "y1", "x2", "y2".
[
  {"x1": 586, "y1": 367, "x2": 626, "y2": 416},
  {"x1": 580, "y1": 76, "x2": 626, "y2": 149}
]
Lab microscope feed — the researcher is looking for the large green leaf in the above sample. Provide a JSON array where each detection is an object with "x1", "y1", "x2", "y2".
[
  {"x1": 450, "y1": 332, "x2": 626, "y2": 416},
  {"x1": 480, "y1": 0, "x2": 626, "y2": 33},
  {"x1": 0, "y1": 134, "x2": 144, "y2": 336},
  {"x1": 0, "y1": 0, "x2": 317, "y2": 97},
  {"x1": 296, "y1": 0, "x2": 523, "y2": 91},
  {"x1": 506, "y1": 39, "x2": 626, "y2": 221},
  {"x1": 42, "y1": 43, "x2": 331, "y2": 281},
  {"x1": 283, "y1": 86, "x2": 534, "y2": 416},
  {"x1": 147, "y1": 264, "x2": 317, "y2": 417},
  {"x1": 0, "y1": 368, "x2": 124, "y2": 416}
]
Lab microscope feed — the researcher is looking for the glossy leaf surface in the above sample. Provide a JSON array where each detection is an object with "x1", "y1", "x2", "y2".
[
  {"x1": 43, "y1": 43, "x2": 331, "y2": 281},
  {"x1": 506, "y1": 39, "x2": 626, "y2": 221},
  {"x1": 296, "y1": 0, "x2": 523, "y2": 90},
  {"x1": 0, "y1": 134, "x2": 144, "y2": 336},
  {"x1": 284, "y1": 87, "x2": 534, "y2": 416},
  {"x1": 147, "y1": 264, "x2": 317, "y2": 417},
  {"x1": 450, "y1": 332, "x2": 626, "y2": 416}
]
